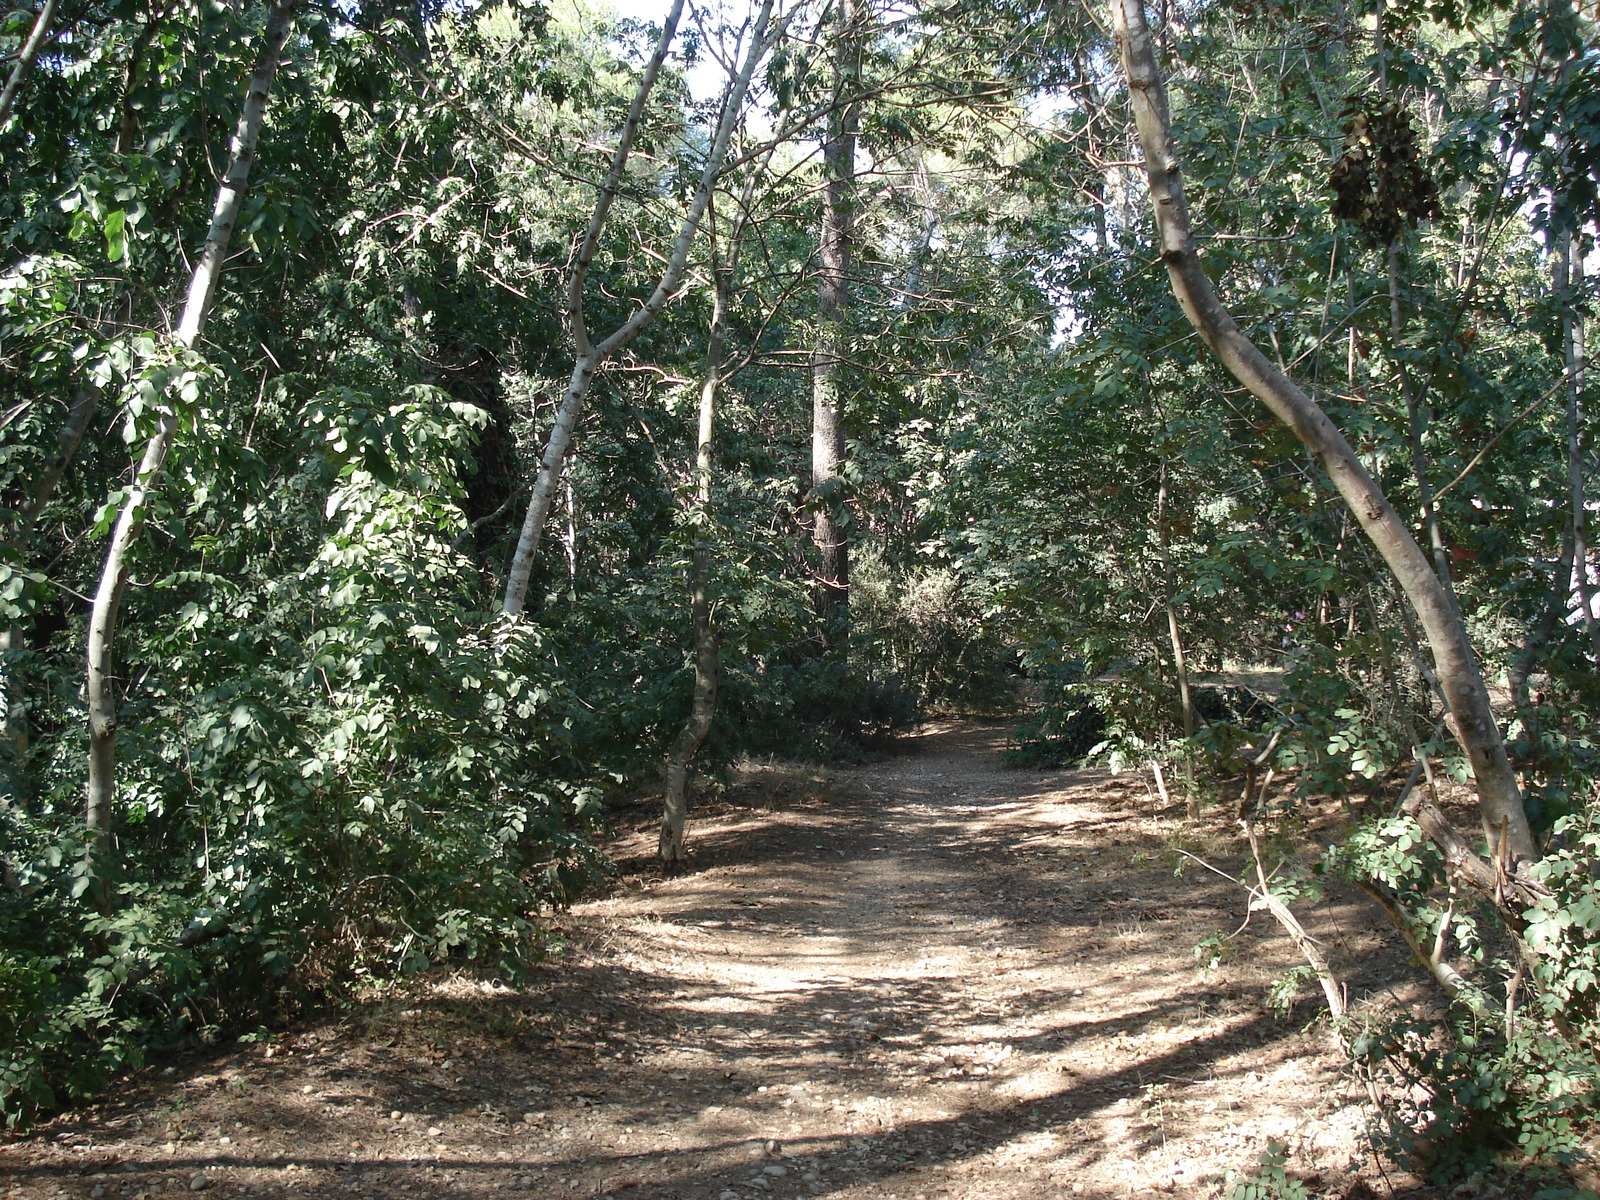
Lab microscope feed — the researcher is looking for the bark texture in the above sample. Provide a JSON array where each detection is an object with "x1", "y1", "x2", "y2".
[
  {"x1": 85, "y1": 0, "x2": 298, "y2": 865},
  {"x1": 810, "y1": 0, "x2": 859, "y2": 632},
  {"x1": 1111, "y1": 0, "x2": 1535, "y2": 865}
]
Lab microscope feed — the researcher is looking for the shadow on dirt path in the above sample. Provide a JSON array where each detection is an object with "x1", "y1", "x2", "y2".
[{"x1": 2, "y1": 721, "x2": 1435, "y2": 1200}]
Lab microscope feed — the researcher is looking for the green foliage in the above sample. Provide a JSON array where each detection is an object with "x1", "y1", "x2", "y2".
[
  {"x1": 852, "y1": 552, "x2": 1016, "y2": 714},
  {"x1": 1193, "y1": 929, "x2": 1235, "y2": 973},
  {"x1": 1004, "y1": 656, "x2": 1107, "y2": 768},
  {"x1": 1264, "y1": 965, "x2": 1317, "y2": 1017},
  {"x1": 1223, "y1": 1141, "x2": 1309, "y2": 1200}
]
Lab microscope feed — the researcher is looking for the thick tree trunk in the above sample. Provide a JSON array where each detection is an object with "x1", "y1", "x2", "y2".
[
  {"x1": 0, "y1": 0, "x2": 59, "y2": 128},
  {"x1": 810, "y1": 0, "x2": 858, "y2": 634},
  {"x1": 84, "y1": 0, "x2": 298, "y2": 870},
  {"x1": 502, "y1": 0, "x2": 779, "y2": 614},
  {"x1": 1111, "y1": 0, "x2": 1535, "y2": 865}
]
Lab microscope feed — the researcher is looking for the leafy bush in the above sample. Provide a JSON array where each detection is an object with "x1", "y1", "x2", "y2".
[
  {"x1": 0, "y1": 392, "x2": 606, "y2": 1128},
  {"x1": 1005, "y1": 657, "x2": 1107, "y2": 768},
  {"x1": 1328, "y1": 804, "x2": 1600, "y2": 1187},
  {"x1": 851, "y1": 551, "x2": 1016, "y2": 714},
  {"x1": 1224, "y1": 1141, "x2": 1308, "y2": 1200}
]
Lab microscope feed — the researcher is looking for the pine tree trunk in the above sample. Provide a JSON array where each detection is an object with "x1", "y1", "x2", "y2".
[{"x1": 1111, "y1": 0, "x2": 1536, "y2": 866}]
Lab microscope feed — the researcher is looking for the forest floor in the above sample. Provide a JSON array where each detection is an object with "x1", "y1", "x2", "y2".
[{"x1": 5, "y1": 721, "x2": 1487, "y2": 1200}]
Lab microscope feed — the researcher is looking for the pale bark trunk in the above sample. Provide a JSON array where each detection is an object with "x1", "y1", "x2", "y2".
[
  {"x1": 502, "y1": 0, "x2": 780, "y2": 614},
  {"x1": 1156, "y1": 465, "x2": 1196, "y2": 815},
  {"x1": 84, "y1": 0, "x2": 298, "y2": 867},
  {"x1": 810, "y1": 0, "x2": 858, "y2": 633},
  {"x1": 659, "y1": 284, "x2": 724, "y2": 862},
  {"x1": 1111, "y1": 0, "x2": 1535, "y2": 865},
  {"x1": 0, "y1": 626, "x2": 23, "y2": 756},
  {"x1": 1557, "y1": 235, "x2": 1600, "y2": 660},
  {"x1": 1245, "y1": 821, "x2": 1346, "y2": 1024},
  {"x1": 0, "y1": 0, "x2": 58, "y2": 129}
]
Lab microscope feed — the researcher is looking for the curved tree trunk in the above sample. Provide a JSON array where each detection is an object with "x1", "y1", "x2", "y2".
[
  {"x1": 0, "y1": 0, "x2": 59, "y2": 129},
  {"x1": 502, "y1": 0, "x2": 782, "y2": 614},
  {"x1": 84, "y1": 0, "x2": 299, "y2": 874},
  {"x1": 1111, "y1": 0, "x2": 1535, "y2": 866}
]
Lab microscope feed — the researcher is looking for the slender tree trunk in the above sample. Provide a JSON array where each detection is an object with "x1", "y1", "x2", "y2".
[
  {"x1": 1111, "y1": 0, "x2": 1535, "y2": 865},
  {"x1": 659, "y1": 282, "x2": 728, "y2": 865},
  {"x1": 0, "y1": 0, "x2": 58, "y2": 129},
  {"x1": 502, "y1": 0, "x2": 780, "y2": 614},
  {"x1": 810, "y1": 0, "x2": 859, "y2": 634},
  {"x1": 1557, "y1": 234, "x2": 1600, "y2": 660},
  {"x1": 1156, "y1": 464, "x2": 1197, "y2": 815},
  {"x1": 0, "y1": 626, "x2": 24, "y2": 756},
  {"x1": 114, "y1": 18, "x2": 162, "y2": 156},
  {"x1": 17, "y1": 386, "x2": 97, "y2": 533},
  {"x1": 84, "y1": 0, "x2": 298, "y2": 871}
]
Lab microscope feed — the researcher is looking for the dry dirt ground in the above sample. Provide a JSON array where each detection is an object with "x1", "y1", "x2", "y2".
[{"x1": 5, "y1": 721, "x2": 1474, "y2": 1200}]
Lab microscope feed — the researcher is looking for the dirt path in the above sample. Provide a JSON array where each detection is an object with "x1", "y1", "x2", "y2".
[{"x1": 2, "y1": 722, "x2": 1419, "y2": 1200}]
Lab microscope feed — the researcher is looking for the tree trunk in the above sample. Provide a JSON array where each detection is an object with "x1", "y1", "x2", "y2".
[
  {"x1": 502, "y1": 0, "x2": 780, "y2": 614},
  {"x1": 810, "y1": 0, "x2": 859, "y2": 634},
  {"x1": 0, "y1": 0, "x2": 59, "y2": 128},
  {"x1": 1156, "y1": 464, "x2": 1197, "y2": 816},
  {"x1": 659, "y1": 271, "x2": 729, "y2": 865},
  {"x1": 84, "y1": 0, "x2": 298, "y2": 871},
  {"x1": 1111, "y1": 0, "x2": 1535, "y2": 866}
]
